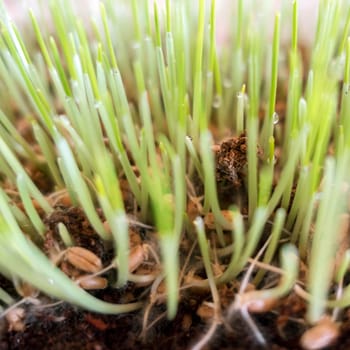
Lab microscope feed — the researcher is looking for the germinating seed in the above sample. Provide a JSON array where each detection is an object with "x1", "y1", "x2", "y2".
[
  {"x1": 300, "y1": 317, "x2": 339, "y2": 350},
  {"x1": 15, "y1": 281, "x2": 38, "y2": 299},
  {"x1": 76, "y1": 276, "x2": 108, "y2": 290},
  {"x1": 245, "y1": 296, "x2": 278, "y2": 314},
  {"x1": 5, "y1": 307, "x2": 25, "y2": 332},
  {"x1": 237, "y1": 291, "x2": 278, "y2": 313},
  {"x1": 128, "y1": 244, "x2": 148, "y2": 273},
  {"x1": 196, "y1": 302, "x2": 214, "y2": 321},
  {"x1": 65, "y1": 247, "x2": 102, "y2": 273},
  {"x1": 204, "y1": 210, "x2": 233, "y2": 230}
]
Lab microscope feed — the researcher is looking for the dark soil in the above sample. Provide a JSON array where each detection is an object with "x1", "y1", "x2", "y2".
[
  {"x1": 214, "y1": 134, "x2": 249, "y2": 209},
  {"x1": 1, "y1": 133, "x2": 349, "y2": 350},
  {"x1": 2, "y1": 286, "x2": 350, "y2": 350}
]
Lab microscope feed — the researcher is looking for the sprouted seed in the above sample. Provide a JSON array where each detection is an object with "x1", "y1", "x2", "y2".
[
  {"x1": 76, "y1": 275, "x2": 108, "y2": 290},
  {"x1": 5, "y1": 307, "x2": 26, "y2": 332},
  {"x1": 300, "y1": 316, "x2": 340, "y2": 350},
  {"x1": 56, "y1": 247, "x2": 103, "y2": 274}
]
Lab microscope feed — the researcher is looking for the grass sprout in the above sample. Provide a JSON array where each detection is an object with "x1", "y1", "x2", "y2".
[{"x1": 0, "y1": 0, "x2": 349, "y2": 344}]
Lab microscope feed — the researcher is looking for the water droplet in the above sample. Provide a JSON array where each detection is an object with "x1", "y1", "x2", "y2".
[
  {"x1": 212, "y1": 95, "x2": 222, "y2": 108},
  {"x1": 132, "y1": 42, "x2": 141, "y2": 50},
  {"x1": 223, "y1": 78, "x2": 232, "y2": 88},
  {"x1": 273, "y1": 112, "x2": 279, "y2": 125},
  {"x1": 48, "y1": 278, "x2": 54, "y2": 285},
  {"x1": 94, "y1": 101, "x2": 102, "y2": 109},
  {"x1": 314, "y1": 192, "x2": 323, "y2": 202}
]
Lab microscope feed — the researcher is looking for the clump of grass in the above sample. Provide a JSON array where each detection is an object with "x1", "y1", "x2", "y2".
[{"x1": 0, "y1": 0, "x2": 350, "y2": 347}]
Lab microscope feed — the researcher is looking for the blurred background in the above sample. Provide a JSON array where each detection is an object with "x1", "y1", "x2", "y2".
[{"x1": 2, "y1": 0, "x2": 319, "y2": 49}]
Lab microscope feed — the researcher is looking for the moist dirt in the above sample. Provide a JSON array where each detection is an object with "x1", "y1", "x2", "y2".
[{"x1": 0, "y1": 129, "x2": 349, "y2": 350}]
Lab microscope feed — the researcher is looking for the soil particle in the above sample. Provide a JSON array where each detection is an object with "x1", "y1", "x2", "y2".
[
  {"x1": 214, "y1": 134, "x2": 251, "y2": 208},
  {"x1": 215, "y1": 134, "x2": 248, "y2": 185},
  {"x1": 43, "y1": 206, "x2": 107, "y2": 263},
  {"x1": 25, "y1": 164, "x2": 54, "y2": 194},
  {"x1": 119, "y1": 178, "x2": 136, "y2": 213},
  {"x1": 15, "y1": 118, "x2": 35, "y2": 144},
  {"x1": 1, "y1": 268, "x2": 350, "y2": 350}
]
